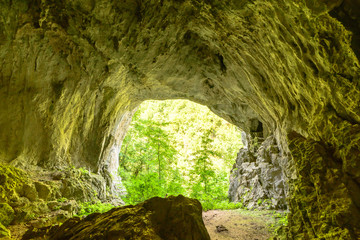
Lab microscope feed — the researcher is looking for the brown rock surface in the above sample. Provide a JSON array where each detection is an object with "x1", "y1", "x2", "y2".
[{"x1": 22, "y1": 195, "x2": 210, "y2": 240}]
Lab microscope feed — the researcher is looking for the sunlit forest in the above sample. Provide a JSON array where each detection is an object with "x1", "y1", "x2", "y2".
[{"x1": 119, "y1": 100, "x2": 243, "y2": 210}]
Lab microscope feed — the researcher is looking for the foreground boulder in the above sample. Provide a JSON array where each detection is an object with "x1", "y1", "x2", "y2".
[{"x1": 23, "y1": 195, "x2": 210, "y2": 240}]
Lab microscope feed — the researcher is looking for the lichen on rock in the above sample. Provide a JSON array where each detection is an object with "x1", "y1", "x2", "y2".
[
  {"x1": 0, "y1": 222, "x2": 10, "y2": 238},
  {"x1": 0, "y1": 203, "x2": 15, "y2": 227},
  {"x1": 288, "y1": 128, "x2": 360, "y2": 239},
  {"x1": 0, "y1": 164, "x2": 29, "y2": 203},
  {"x1": 0, "y1": 163, "x2": 118, "y2": 234}
]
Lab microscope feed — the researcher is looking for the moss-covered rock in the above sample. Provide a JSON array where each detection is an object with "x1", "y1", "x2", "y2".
[
  {"x1": 0, "y1": 164, "x2": 28, "y2": 202},
  {"x1": 0, "y1": 164, "x2": 104, "y2": 229},
  {"x1": 23, "y1": 195, "x2": 210, "y2": 240},
  {"x1": 59, "y1": 168, "x2": 107, "y2": 202},
  {"x1": 20, "y1": 183, "x2": 38, "y2": 201},
  {"x1": 34, "y1": 181, "x2": 51, "y2": 201},
  {"x1": 288, "y1": 128, "x2": 360, "y2": 239},
  {"x1": 0, "y1": 203, "x2": 14, "y2": 226},
  {"x1": 0, "y1": 222, "x2": 10, "y2": 238}
]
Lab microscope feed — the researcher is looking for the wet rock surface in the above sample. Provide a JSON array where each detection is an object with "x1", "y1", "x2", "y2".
[{"x1": 22, "y1": 195, "x2": 210, "y2": 240}]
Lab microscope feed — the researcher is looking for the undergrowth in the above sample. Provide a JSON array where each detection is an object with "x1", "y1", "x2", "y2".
[
  {"x1": 200, "y1": 198, "x2": 244, "y2": 211},
  {"x1": 268, "y1": 211, "x2": 288, "y2": 240},
  {"x1": 76, "y1": 202, "x2": 115, "y2": 217}
]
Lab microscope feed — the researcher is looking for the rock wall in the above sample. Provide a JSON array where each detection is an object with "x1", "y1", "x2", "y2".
[
  {"x1": 0, "y1": 163, "x2": 114, "y2": 238},
  {"x1": 229, "y1": 133, "x2": 288, "y2": 210},
  {"x1": 0, "y1": 0, "x2": 359, "y2": 238}
]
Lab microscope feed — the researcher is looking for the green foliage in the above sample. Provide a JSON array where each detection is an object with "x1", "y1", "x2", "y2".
[
  {"x1": 27, "y1": 213, "x2": 38, "y2": 221},
  {"x1": 119, "y1": 100, "x2": 243, "y2": 210},
  {"x1": 190, "y1": 128, "x2": 218, "y2": 195},
  {"x1": 273, "y1": 212, "x2": 288, "y2": 226},
  {"x1": 120, "y1": 115, "x2": 180, "y2": 204},
  {"x1": 201, "y1": 199, "x2": 243, "y2": 211},
  {"x1": 77, "y1": 201, "x2": 114, "y2": 217},
  {"x1": 78, "y1": 167, "x2": 89, "y2": 175},
  {"x1": 268, "y1": 211, "x2": 288, "y2": 239},
  {"x1": 57, "y1": 197, "x2": 67, "y2": 203}
]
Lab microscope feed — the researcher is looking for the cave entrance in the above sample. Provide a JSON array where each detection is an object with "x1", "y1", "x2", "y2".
[{"x1": 118, "y1": 99, "x2": 243, "y2": 210}]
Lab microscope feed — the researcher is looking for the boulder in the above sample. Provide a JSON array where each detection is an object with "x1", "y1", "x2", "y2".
[
  {"x1": 34, "y1": 182, "x2": 51, "y2": 201},
  {"x1": 23, "y1": 195, "x2": 210, "y2": 240}
]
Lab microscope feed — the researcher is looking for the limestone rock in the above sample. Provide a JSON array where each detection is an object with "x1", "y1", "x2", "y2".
[
  {"x1": 288, "y1": 131, "x2": 360, "y2": 239},
  {"x1": 22, "y1": 195, "x2": 210, "y2": 240},
  {"x1": 0, "y1": 164, "x2": 107, "y2": 227},
  {"x1": 216, "y1": 225, "x2": 228, "y2": 232},
  {"x1": 34, "y1": 182, "x2": 51, "y2": 201},
  {"x1": 0, "y1": 164, "x2": 28, "y2": 202},
  {"x1": 0, "y1": 203, "x2": 15, "y2": 226},
  {"x1": 229, "y1": 134, "x2": 287, "y2": 210},
  {"x1": 60, "y1": 200, "x2": 79, "y2": 213}
]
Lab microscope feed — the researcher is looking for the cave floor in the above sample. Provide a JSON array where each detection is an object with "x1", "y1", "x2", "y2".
[{"x1": 203, "y1": 209, "x2": 284, "y2": 240}]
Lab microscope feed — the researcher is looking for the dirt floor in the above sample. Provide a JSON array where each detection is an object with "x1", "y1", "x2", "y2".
[{"x1": 203, "y1": 209, "x2": 278, "y2": 240}]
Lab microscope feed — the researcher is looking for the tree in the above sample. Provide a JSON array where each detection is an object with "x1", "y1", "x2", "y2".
[
  {"x1": 119, "y1": 99, "x2": 243, "y2": 210},
  {"x1": 191, "y1": 128, "x2": 219, "y2": 196},
  {"x1": 119, "y1": 113, "x2": 177, "y2": 204}
]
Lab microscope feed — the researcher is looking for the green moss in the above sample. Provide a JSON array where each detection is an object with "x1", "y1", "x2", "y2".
[
  {"x1": 0, "y1": 164, "x2": 28, "y2": 202},
  {"x1": 57, "y1": 197, "x2": 68, "y2": 203},
  {"x1": 0, "y1": 222, "x2": 10, "y2": 238},
  {"x1": 287, "y1": 132, "x2": 356, "y2": 239},
  {"x1": 0, "y1": 203, "x2": 14, "y2": 226}
]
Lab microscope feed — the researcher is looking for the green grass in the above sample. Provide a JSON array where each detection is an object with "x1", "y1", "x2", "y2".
[{"x1": 201, "y1": 199, "x2": 244, "y2": 211}]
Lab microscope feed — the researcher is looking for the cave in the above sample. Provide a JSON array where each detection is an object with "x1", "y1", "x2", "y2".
[{"x1": 0, "y1": 0, "x2": 359, "y2": 239}]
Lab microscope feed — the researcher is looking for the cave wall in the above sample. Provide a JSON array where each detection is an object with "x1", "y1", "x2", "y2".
[
  {"x1": 229, "y1": 130, "x2": 288, "y2": 210},
  {"x1": 0, "y1": 0, "x2": 359, "y2": 238}
]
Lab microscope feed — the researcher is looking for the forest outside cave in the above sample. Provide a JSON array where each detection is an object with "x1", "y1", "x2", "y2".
[
  {"x1": 115, "y1": 99, "x2": 289, "y2": 240},
  {"x1": 118, "y1": 99, "x2": 243, "y2": 210}
]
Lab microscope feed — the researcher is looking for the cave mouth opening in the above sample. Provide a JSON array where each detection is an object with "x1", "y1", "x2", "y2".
[{"x1": 117, "y1": 99, "x2": 244, "y2": 210}]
